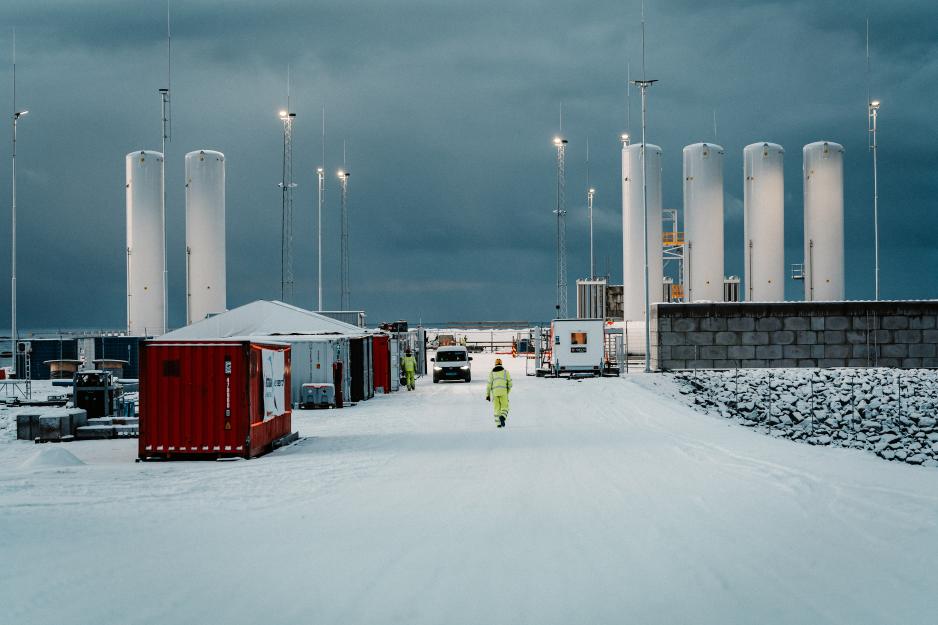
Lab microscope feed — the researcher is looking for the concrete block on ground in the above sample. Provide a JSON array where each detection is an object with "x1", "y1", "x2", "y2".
[
  {"x1": 17, "y1": 413, "x2": 41, "y2": 440},
  {"x1": 825, "y1": 316, "x2": 850, "y2": 331},
  {"x1": 742, "y1": 359, "x2": 768, "y2": 368},
  {"x1": 687, "y1": 360, "x2": 715, "y2": 369},
  {"x1": 715, "y1": 332, "x2": 739, "y2": 346},
  {"x1": 902, "y1": 358, "x2": 923, "y2": 369},
  {"x1": 728, "y1": 346, "x2": 756, "y2": 360},
  {"x1": 845, "y1": 331, "x2": 868, "y2": 344},
  {"x1": 878, "y1": 358, "x2": 901, "y2": 368},
  {"x1": 797, "y1": 359, "x2": 818, "y2": 367},
  {"x1": 773, "y1": 359, "x2": 798, "y2": 368},
  {"x1": 756, "y1": 317, "x2": 782, "y2": 331},
  {"x1": 871, "y1": 329, "x2": 892, "y2": 343},
  {"x1": 686, "y1": 332, "x2": 715, "y2": 346},
  {"x1": 881, "y1": 344, "x2": 908, "y2": 358},
  {"x1": 672, "y1": 318, "x2": 698, "y2": 332},
  {"x1": 909, "y1": 316, "x2": 936, "y2": 330},
  {"x1": 847, "y1": 358, "x2": 872, "y2": 367},
  {"x1": 39, "y1": 415, "x2": 72, "y2": 441},
  {"x1": 728, "y1": 317, "x2": 755, "y2": 331},
  {"x1": 822, "y1": 330, "x2": 846, "y2": 344},
  {"x1": 824, "y1": 344, "x2": 850, "y2": 359},
  {"x1": 783, "y1": 317, "x2": 810, "y2": 331},
  {"x1": 658, "y1": 318, "x2": 671, "y2": 332},
  {"x1": 852, "y1": 316, "x2": 880, "y2": 330},
  {"x1": 922, "y1": 358, "x2": 938, "y2": 368},
  {"x1": 700, "y1": 317, "x2": 727, "y2": 332},
  {"x1": 811, "y1": 345, "x2": 825, "y2": 359},
  {"x1": 923, "y1": 329, "x2": 938, "y2": 343},
  {"x1": 852, "y1": 344, "x2": 875, "y2": 358},
  {"x1": 661, "y1": 332, "x2": 685, "y2": 346},
  {"x1": 700, "y1": 346, "x2": 728, "y2": 360},
  {"x1": 756, "y1": 345, "x2": 783, "y2": 359},
  {"x1": 784, "y1": 345, "x2": 812, "y2": 359},
  {"x1": 796, "y1": 331, "x2": 818, "y2": 345},
  {"x1": 741, "y1": 332, "x2": 770, "y2": 346},
  {"x1": 672, "y1": 345, "x2": 698, "y2": 360},
  {"x1": 819, "y1": 358, "x2": 847, "y2": 368},
  {"x1": 882, "y1": 316, "x2": 910, "y2": 330},
  {"x1": 895, "y1": 329, "x2": 923, "y2": 344},
  {"x1": 909, "y1": 343, "x2": 937, "y2": 358},
  {"x1": 771, "y1": 331, "x2": 795, "y2": 345},
  {"x1": 811, "y1": 317, "x2": 825, "y2": 331},
  {"x1": 712, "y1": 360, "x2": 738, "y2": 369}
]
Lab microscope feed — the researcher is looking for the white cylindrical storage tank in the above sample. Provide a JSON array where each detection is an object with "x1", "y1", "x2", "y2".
[
  {"x1": 185, "y1": 150, "x2": 227, "y2": 324},
  {"x1": 743, "y1": 142, "x2": 785, "y2": 301},
  {"x1": 622, "y1": 143, "x2": 664, "y2": 322},
  {"x1": 126, "y1": 150, "x2": 165, "y2": 336},
  {"x1": 803, "y1": 141, "x2": 845, "y2": 301},
  {"x1": 683, "y1": 143, "x2": 725, "y2": 302}
]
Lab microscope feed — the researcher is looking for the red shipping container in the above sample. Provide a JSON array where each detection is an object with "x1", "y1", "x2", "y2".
[
  {"x1": 372, "y1": 334, "x2": 391, "y2": 394},
  {"x1": 139, "y1": 340, "x2": 292, "y2": 460}
]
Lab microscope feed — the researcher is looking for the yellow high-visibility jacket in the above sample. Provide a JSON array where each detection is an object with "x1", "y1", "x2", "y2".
[
  {"x1": 402, "y1": 355, "x2": 417, "y2": 373},
  {"x1": 486, "y1": 367, "x2": 512, "y2": 397}
]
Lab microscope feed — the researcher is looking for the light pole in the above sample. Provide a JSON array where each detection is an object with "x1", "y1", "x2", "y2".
[
  {"x1": 587, "y1": 187, "x2": 595, "y2": 279},
  {"x1": 869, "y1": 99, "x2": 881, "y2": 300},
  {"x1": 338, "y1": 169, "x2": 350, "y2": 310},
  {"x1": 279, "y1": 109, "x2": 297, "y2": 304},
  {"x1": 316, "y1": 166, "x2": 324, "y2": 311},
  {"x1": 631, "y1": 78, "x2": 657, "y2": 373},
  {"x1": 11, "y1": 109, "x2": 27, "y2": 373}
]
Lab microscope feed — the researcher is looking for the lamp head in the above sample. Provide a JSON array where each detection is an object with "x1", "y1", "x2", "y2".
[
  {"x1": 870, "y1": 100, "x2": 881, "y2": 110},
  {"x1": 278, "y1": 109, "x2": 289, "y2": 119},
  {"x1": 620, "y1": 133, "x2": 630, "y2": 144},
  {"x1": 14, "y1": 110, "x2": 28, "y2": 119}
]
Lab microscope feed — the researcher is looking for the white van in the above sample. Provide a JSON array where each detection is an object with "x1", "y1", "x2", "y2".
[{"x1": 432, "y1": 346, "x2": 472, "y2": 383}]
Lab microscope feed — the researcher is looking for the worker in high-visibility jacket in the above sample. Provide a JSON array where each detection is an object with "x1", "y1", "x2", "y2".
[
  {"x1": 485, "y1": 358, "x2": 512, "y2": 428},
  {"x1": 402, "y1": 350, "x2": 417, "y2": 391}
]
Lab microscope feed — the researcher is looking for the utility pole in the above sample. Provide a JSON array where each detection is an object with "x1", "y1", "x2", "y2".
[
  {"x1": 317, "y1": 104, "x2": 325, "y2": 311},
  {"x1": 869, "y1": 99, "x2": 881, "y2": 300},
  {"x1": 588, "y1": 187, "x2": 595, "y2": 280},
  {"x1": 338, "y1": 166, "x2": 350, "y2": 310},
  {"x1": 553, "y1": 135, "x2": 568, "y2": 319},
  {"x1": 158, "y1": 4, "x2": 170, "y2": 334},
  {"x1": 631, "y1": 78, "x2": 657, "y2": 373},
  {"x1": 11, "y1": 31, "x2": 28, "y2": 374}
]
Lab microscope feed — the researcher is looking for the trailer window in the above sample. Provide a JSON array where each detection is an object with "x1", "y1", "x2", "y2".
[{"x1": 571, "y1": 332, "x2": 588, "y2": 345}]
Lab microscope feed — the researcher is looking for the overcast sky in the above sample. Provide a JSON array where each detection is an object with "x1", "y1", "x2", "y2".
[{"x1": 2, "y1": 0, "x2": 937, "y2": 331}]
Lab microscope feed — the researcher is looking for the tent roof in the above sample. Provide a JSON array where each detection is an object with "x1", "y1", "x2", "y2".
[{"x1": 160, "y1": 300, "x2": 372, "y2": 340}]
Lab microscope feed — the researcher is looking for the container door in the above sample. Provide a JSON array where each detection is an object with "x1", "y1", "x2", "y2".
[{"x1": 390, "y1": 339, "x2": 400, "y2": 391}]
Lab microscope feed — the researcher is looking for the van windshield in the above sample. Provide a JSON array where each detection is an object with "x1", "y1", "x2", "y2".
[{"x1": 436, "y1": 351, "x2": 467, "y2": 362}]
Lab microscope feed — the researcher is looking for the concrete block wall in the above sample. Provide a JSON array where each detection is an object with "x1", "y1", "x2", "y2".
[{"x1": 650, "y1": 301, "x2": 938, "y2": 370}]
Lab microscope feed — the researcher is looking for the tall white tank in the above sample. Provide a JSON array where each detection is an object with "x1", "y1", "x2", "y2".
[
  {"x1": 126, "y1": 150, "x2": 165, "y2": 336},
  {"x1": 683, "y1": 143, "x2": 725, "y2": 302},
  {"x1": 743, "y1": 142, "x2": 785, "y2": 301},
  {"x1": 622, "y1": 143, "x2": 663, "y2": 322},
  {"x1": 185, "y1": 150, "x2": 227, "y2": 324},
  {"x1": 803, "y1": 141, "x2": 845, "y2": 301}
]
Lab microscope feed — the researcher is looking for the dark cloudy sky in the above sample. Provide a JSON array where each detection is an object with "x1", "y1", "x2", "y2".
[{"x1": 2, "y1": 0, "x2": 937, "y2": 331}]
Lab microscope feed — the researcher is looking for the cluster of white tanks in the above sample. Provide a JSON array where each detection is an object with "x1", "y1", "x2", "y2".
[
  {"x1": 126, "y1": 149, "x2": 226, "y2": 336},
  {"x1": 621, "y1": 140, "x2": 845, "y2": 322}
]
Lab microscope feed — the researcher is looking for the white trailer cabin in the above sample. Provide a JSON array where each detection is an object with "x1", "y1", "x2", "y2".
[{"x1": 550, "y1": 319, "x2": 605, "y2": 376}]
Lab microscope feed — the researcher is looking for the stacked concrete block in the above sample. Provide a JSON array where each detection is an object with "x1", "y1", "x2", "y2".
[{"x1": 652, "y1": 301, "x2": 938, "y2": 370}]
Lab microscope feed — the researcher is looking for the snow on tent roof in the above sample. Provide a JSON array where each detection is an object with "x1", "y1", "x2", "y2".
[{"x1": 160, "y1": 300, "x2": 371, "y2": 339}]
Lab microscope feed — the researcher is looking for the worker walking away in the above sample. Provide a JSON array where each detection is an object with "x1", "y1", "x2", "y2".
[
  {"x1": 485, "y1": 358, "x2": 512, "y2": 428},
  {"x1": 460, "y1": 335, "x2": 468, "y2": 347},
  {"x1": 402, "y1": 349, "x2": 417, "y2": 391}
]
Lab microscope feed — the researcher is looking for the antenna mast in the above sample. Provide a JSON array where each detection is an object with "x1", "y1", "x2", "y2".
[
  {"x1": 279, "y1": 67, "x2": 297, "y2": 304},
  {"x1": 553, "y1": 104, "x2": 568, "y2": 319},
  {"x1": 339, "y1": 140, "x2": 350, "y2": 310},
  {"x1": 158, "y1": 3, "x2": 171, "y2": 333}
]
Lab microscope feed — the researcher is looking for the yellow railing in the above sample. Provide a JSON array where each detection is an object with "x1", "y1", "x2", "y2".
[{"x1": 662, "y1": 231, "x2": 685, "y2": 246}]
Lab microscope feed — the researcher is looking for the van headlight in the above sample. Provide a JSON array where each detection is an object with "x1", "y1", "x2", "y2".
[
  {"x1": 433, "y1": 366, "x2": 442, "y2": 371},
  {"x1": 460, "y1": 365, "x2": 470, "y2": 370}
]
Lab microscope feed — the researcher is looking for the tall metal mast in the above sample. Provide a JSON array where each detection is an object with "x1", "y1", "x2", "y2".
[
  {"x1": 317, "y1": 103, "x2": 325, "y2": 311},
  {"x1": 338, "y1": 141, "x2": 350, "y2": 310},
  {"x1": 279, "y1": 69, "x2": 296, "y2": 304},
  {"x1": 586, "y1": 137, "x2": 595, "y2": 280},
  {"x1": 632, "y1": 0, "x2": 657, "y2": 372},
  {"x1": 553, "y1": 132, "x2": 568, "y2": 319},
  {"x1": 158, "y1": 4, "x2": 170, "y2": 334},
  {"x1": 867, "y1": 19, "x2": 881, "y2": 301},
  {"x1": 11, "y1": 31, "x2": 28, "y2": 374}
]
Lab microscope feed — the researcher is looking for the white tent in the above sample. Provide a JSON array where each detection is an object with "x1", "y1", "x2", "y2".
[{"x1": 160, "y1": 300, "x2": 370, "y2": 339}]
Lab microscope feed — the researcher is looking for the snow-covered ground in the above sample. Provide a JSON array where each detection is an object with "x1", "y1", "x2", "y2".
[{"x1": 2, "y1": 354, "x2": 937, "y2": 624}]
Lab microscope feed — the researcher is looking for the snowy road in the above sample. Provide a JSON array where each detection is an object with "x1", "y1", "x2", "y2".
[{"x1": 2, "y1": 353, "x2": 937, "y2": 624}]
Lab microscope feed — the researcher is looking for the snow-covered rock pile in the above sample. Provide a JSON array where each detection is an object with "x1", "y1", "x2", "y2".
[{"x1": 672, "y1": 368, "x2": 938, "y2": 468}]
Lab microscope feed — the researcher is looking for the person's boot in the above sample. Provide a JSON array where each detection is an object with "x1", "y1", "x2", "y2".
[{"x1": 499, "y1": 415, "x2": 506, "y2": 428}]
